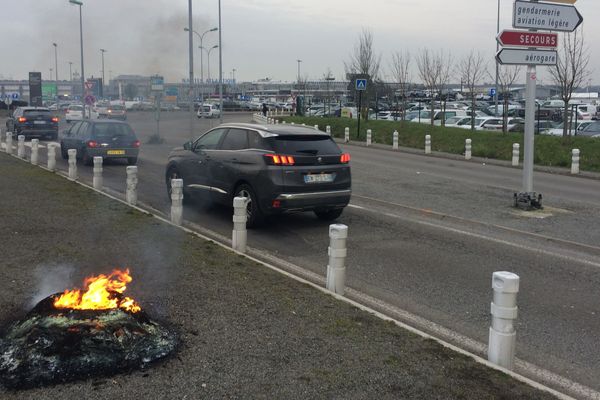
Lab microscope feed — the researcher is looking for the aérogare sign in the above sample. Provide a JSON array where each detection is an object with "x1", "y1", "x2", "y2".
[{"x1": 513, "y1": 0, "x2": 583, "y2": 32}]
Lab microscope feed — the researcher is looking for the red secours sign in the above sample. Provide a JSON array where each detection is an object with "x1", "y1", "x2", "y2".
[{"x1": 497, "y1": 30, "x2": 558, "y2": 48}]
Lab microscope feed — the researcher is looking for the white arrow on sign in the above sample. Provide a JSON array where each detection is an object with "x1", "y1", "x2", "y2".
[
  {"x1": 513, "y1": 0, "x2": 583, "y2": 32},
  {"x1": 496, "y1": 48, "x2": 558, "y2": 66}
]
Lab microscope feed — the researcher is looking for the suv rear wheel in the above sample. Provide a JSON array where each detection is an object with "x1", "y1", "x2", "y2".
[
  {"x1": 314, "y1": 208, "x2": 344, "y2": 221},
  {"x1": 235, "y1": 184, "x2": 263, "y2": 228}
]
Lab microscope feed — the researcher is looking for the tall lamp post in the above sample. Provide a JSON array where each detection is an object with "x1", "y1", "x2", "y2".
[
  {"x1": 494, "y1": 0, "x2": 500, "y2": 117},
  {"x1": 218, "y1": 0, "x2": 223, "y2": 124},
  {"x1": 68, "y1": 61, "x2": 73, "y2": 82},
  {"x1": 187, "y1": 0, "x2": 194, "y2": 139},
  {"x1": 100, "y1": 48, "x2": 106, "y2": 98},
  {"x1": 184, "y1": 26, "x2": 218, "y2": 103},
  {"x1": 296, "y1": 59, "x2": 302, "y2": 115},
  {"x1": 201, "y1": 45, "x2": 219, "y2": 83},
  {"x1": 69, "y1": 0, "x2": 84, "y2": 113},
  {"x1": 53, "y1": 43, "x2": 58, "y2": 101}
]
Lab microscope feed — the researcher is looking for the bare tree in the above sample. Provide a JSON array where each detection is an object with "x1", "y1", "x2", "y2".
[
  {"x1": 460, "y1": 51, "x2": 488, "y2": 130},
  {"x1": 345, "y1": 28, "x2": 381, "y2": 119},
  {"x1": 488, "y1": 65, "x2": 521, "y2": 133},
  {"x1": 390, "y1": 51, "x2": 411, "y2": 121},
  {"x1": 548, "y1": 31, "x2": 591, "y2": 137},
  {"x1": 417, "y1": 49, "x2": 452, "y2": 125}
]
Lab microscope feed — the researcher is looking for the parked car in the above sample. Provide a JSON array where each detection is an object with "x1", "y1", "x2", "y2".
[
  {"x1": 106, "y1": 104, "x2": 127, "y2": 120},
  {"x1": 197, "y1": 103, "x2": 221, "y2": 119},
  {"x1": 165, "y1": 123, "x2": 352, "y2": 227},
  {"x1": 438, "y1": 116, "x2": 472, "y2": 127},
  {"x1": 5, "y1": 107, "x2": 59, "y2": 140},
  {"x1": 59, "y1": 120, "x2": 140, "y2": 165},
  {"x1": 457, "y1": 117, "x2": 496, "y2": 130},
  {"x1": 542, "y1": 121, "x2": 593, "y2": 136},
  {"x1": 578, "y1": 121, "x2": 600, "y2": 138},
  {"x1": 65, "y1": 104, "x2": 98, "y2": 122},
  {"x1": 478, "y1": 118, "x2": 524, "y2": 131}
]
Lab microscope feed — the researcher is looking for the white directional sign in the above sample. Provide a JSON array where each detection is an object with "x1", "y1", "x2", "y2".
[
  {"x1": 496, "y1": 48, "x2": 558, "y2": 66},
  {"x1": 513, "y1": 0, "x2": 583, "y2": 32}
]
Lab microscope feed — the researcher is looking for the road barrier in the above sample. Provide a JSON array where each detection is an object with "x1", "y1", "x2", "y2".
[
  {"x1": 393, "y1": 130, "x2": 398, "y2": 150},
  {"x1": 571, "y1": 149, "x2": 580, "y2": 174},
  {"x1": 366, "y1": 129, "x2": 372, "y2": 146},
  {"x1": 17, "y1": 135, "x2": 25, "y2": 158},
  {"x1": 326, "y1": 125, "x2": 331, "y2": 135},
  {"x1": 344, "y1": 127, "x2": 349, "y2": 143},
  {"x1": 465, "y1": 139, "x2": 472, "y2": 160},
  {"x1": 93, "y1": 157, "x2": 103, "y2": 190},
  {"x1": 170, "y1": 179, "x2": 184, "y2": 226},
  {"x1": 232, "y1": 196, "x2": 248, "y2": 253},
  {"x1": 425, "y1": 134, "x2": 431, "y2": 154},
  {"x1": 67, "y1": 149, "x2": 77, "y2": 181},
  {"x1": 5, "y1": 132, "x2": 12, "y2": 155},
  {"x1": 126, "y1": 166, "x2": 138, "y2": 206},
  {"x1": 512, "y1": 143, "x2": 520, "y2": 167},
  {"x1": 488, "y1": 271, "x2": 519, "y2": 371},
  {"x1": 47, "y1": 144, "x2": 56, "y2": 171},
  {"x1": 30, "y1": 139, "x2": 39, "y2": 165},
  {"x1": 326, "y1": 224, "x2": 348, "y2": 295}
]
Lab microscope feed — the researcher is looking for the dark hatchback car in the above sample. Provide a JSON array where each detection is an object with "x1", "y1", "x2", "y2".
[
  {"x1": 60, "y1": 120, "x2": 140, "y2": 165},
  {"x1": 165, "y1": 123, "x2": 351, "y2": 227},
  {"x1": 5, "y1": 107, "x2": 59, "y2": 140}
]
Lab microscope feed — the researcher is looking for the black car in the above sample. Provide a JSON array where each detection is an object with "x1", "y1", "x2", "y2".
[
  {"x1": 60, "y1": 120, "x2": 140, "y2": 166},
  {"x1": 165, "y1": 123, "x2": 352, "y2": 227},
  {"x1": 5, "y1": 107, "x2": 59, "y2": 140}
]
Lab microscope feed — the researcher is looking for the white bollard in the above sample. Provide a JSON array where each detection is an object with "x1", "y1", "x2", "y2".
[
  {"x1": 282, "y1": 121, "x2": 287, "y2": 124},
  {"x1": 5, "y1": 132, "x2": 13, "y2": 155},
  {"x1": 314, "y1": 124, "x2": 319, "y2": 130},
  {"x1": 366, "y1": 129, "x2": 372, "y2": 146},
  {"x1": 488, "y1": 271, "x2": 520, "y2": 370},
  {"x1": 326, "y1": 125, "x2": 331, "y2": 135},
  {"x1": 393, "y1": 130, "x2": 398, "y2": 150},
  {"x1": 232, "y1": 196, "x2": 249, "y2": 253},
  {"x1": 326, "y1": 224, "x2": 348, "y2": 295},
  {"x1": 17, "y1": 135, "x2": 25, "y2": 158},
  {"x1": 571, "y1": 149, "x2": 580, "y2": 174},
  {"x1": 512, "y1": 143, "x2": 520, "y2": 167},
  {"x1": 93, "y1": 156, "x2": 103, "y2": 190},
  {"x1": 67, "y1": 149, "x2": 77, "y2": 180},
  {"x1": 30, "y1": 139, "x2": 39, "y2": 165},
  {"x1": 170, "y1": 179, "x2": 184, "y2": 226},
  {"x1": 47, "y1": 144, "x2": 56, "y2": 171},
  {"x1": 344, "y1": 127, "x2": 350, "y2": 143},
  {"x1": 465, "y1": 139, "x2": 472, "y2": 160},
  {"x1": 126, "y1": 166, "x2": 138, "y2": 205},
  {"x1": 291, "y1": 122, "x2": 295, "y2": 125},
  {"x1": 425, "y1": 134, "x2": 431, "y2": 154}
]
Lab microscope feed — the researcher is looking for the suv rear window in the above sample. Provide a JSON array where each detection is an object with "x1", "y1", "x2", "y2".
[
  {"x1": 92, "y1": 123, "x2": 135, "y2": 140},
  {"x1": 269, "y1": 135, "x2": 341, "y2": 155}
]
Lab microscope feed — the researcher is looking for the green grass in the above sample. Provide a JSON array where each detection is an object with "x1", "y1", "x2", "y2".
[{"x1": 279, "y1": 116, "x2": 600, "y2": 172}]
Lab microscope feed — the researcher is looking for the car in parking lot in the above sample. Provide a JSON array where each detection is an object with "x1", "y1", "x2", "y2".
[
  {"x1": 65, "y1": 104, "x2": 99, "y2": 122},
  {"x1": 5, "y1": 107, "x2": 59, "y2": 140},
  {"x1": 578, "y1": 121, "x2": 600, "y2": 138},
  {"x1": 197, "y1": 103, "x2": 221, "y2": 118},
  {"x1": 106, "y1": 104, "x2": 127, "y2": 120},
  {"x1": 165, "y1": 123, "x2": 352, "y2": 227},
  {"x1": 60, "y1": 120, "x2": 140, "y2": 165}
]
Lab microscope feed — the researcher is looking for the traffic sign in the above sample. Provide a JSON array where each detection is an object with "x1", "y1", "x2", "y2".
[
  {"x1": 84, "y1": 94, "x2": 96, "y2": 105},
  {"x1": 355, "y1": 79, "x2": 367, "y2": 91},
  {"x1": 84, "y1": 81, "x2": 93, "y2": 90},
  {"x1": 489, "y1": 88, "x2": 496, "y2": 97},
  {"x1": 513, "y1": 0, "x2": 582, "y2": 32},
  {"x1": 496, "y1": 48, "x2": 557, "y2": 66},
  {"x1": 497, "y1": 30, "x2": 557, "y2": 48}
]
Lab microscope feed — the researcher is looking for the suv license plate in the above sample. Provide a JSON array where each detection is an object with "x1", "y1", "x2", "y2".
[
  {"x1": 107, "y1": 150, "x2": 125, "y2": 155},
  {"x1": 33, "y1": 121, "x2": 46, "y2": 124},
  {"x1": 304, "y1": 173, "x2": 334, "y2": 183}
]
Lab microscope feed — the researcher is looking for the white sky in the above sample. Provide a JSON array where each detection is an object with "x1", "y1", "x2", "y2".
[{"x1": 0, "y1": 0, "x2": 596, "y2": 85}]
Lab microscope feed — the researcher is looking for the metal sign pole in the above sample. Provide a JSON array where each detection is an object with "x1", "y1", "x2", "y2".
[
  {"x1": 522, "y1": 65, "x2": 536, "y2": 194},
  {"x1": 357, "y1": 91, "x2": 362, "y2": 139}
]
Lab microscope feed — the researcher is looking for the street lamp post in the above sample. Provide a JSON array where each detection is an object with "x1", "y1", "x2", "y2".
[
  {"x1": 187, "y1": 0, "x2": 194, "y2": 139},
  {"x1": 218, "y1": 0, "x2": 223, "y2": 124},
  {"x1": 69, "y1": 0, "x2": 85, "y2": 116},
  {"x1": 68, "y1": 61, "x2": 73, "y2": 82},
  {"x1": 296, "y1": 59, "x2": 302, "y2": 115},
  {"x1": 184, "y1": 26, "x2": 218, "y2": 104},
  {"x1": 494, "y1": 0, "x2": 500, "y2": 117},
  {"x1": 201, "y1": 45, "x2": 219, "y2": 84},
  {"x1": 100, "y1": 48, "x2": 106, "y2": 98},
  {"x1": 52, "y1": 43, "x2": 58, "y2": 82}
]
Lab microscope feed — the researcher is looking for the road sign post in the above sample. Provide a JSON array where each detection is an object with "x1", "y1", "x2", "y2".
[
  {"x1": 497, "y1": 30, "x2": 558, "y2": 48},
  {"x1": 355, "y1": 79, "x2": 367, "y2": 139}
]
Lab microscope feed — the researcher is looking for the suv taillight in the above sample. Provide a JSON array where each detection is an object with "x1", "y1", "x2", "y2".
[
  {"x1": 340, "y1": 153, "x2": 350, "y2": 164},
  {"x1": 132, "y1": 140, "x2": 141, "y2": 148},
  {"x1": 17, "y1": 117, "x2": 27, "y2": 123},
  {"x1": 264, "y1": 153, "x2": 295, "y2": 166},
  {"x1": 51, "y1": 117, "x2": 59, "y2": 123},
  {"x1": 87, "y1": 140, "x2": 99, "y2": 148}
]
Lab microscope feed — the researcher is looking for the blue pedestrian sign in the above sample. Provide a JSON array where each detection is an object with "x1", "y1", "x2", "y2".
[
  {"x1": 489, "y1": 88, "x2": 496, "y2": 97},
  {"x1": 355, "y1": 79, "x2": 367, "y2": 91}
]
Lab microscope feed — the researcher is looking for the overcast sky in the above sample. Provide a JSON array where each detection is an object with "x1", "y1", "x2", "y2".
[{"x1": 0, "y1": 0, "x2": 596, "y2": 85}]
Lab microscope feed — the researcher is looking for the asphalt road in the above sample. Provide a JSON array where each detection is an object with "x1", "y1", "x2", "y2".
[{"x1": 4, "y1": 111, "x2": 600, "y2": 397}]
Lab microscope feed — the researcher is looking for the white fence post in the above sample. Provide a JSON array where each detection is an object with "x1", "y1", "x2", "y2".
[
  {"x1": 326, "y1": 224, "x2": 348, "y2": 295},
  {"x1": 30, "y1": 139, "x2": 39, "y2": 165},
  {"x1": 393, "y1": 130, "x2": 398, "y2": 150},
  {"x1": 366, "y1": 129, "x2": 372, "y2": 146},
  {"x1": 425, "y1": 134, "x2": 431, "y2": 154},
  {"x1": 170, "y1": 179, "x2": 184, "y2": 226},
  {"x1": 282, "y1": 121, "x2": 287, "y2": 124},
  {"x1": 5, "y1": 132, "x2": 13, "y2": 155},
  {"x1": 47, "y1": 144, "x2": 56, "y2": 171},
  {"x1": 67, "y1": 149, "x2": 77, "y2": 180},
  {"x1": 512, "y1": 143, "x2": 520, "y2": 167},
  {"x1": 93, "y1": 156, "x2": 103, "y2": 190},
  {"x1": 465, "y1": 139, "x2": 472, "y2": 160},
  {"x1": 571, "y1": 149, "x2": 580, "y2": 174},
  {"x1": 488, "y1": 271, "x2": 519, "y2": 371},
  {"x1": 17, "y1": 135, "x2": 25, "y2": 158},
  {"x1": 326, "y1": 125, "x2": 331, "y2": 135},
  {"x1": 344, "y1": 127, "x2": 350, "y2": 143},
  {"x1": 126, "y1": 166, "x2": 138, "y2": 205},
  {"x1": 291, "y1": 122, "x2": 295, "y2": 126},
  {"x1": 314, "y1": 124, "x2": 319, "y2": 130},
  {"x1": 232, "y1": 196, "x2": 248, "y2": 253}
]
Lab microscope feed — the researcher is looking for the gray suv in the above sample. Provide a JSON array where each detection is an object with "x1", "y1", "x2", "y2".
[{"x1": 165, "y1": 123, "x2": 351, "y2": 227}]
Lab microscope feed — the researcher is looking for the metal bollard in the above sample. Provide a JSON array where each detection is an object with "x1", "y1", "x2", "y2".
[
  {"x1": 488, "y1": 271, "x2": 519, "y2": 370},
  {"x1": 326, "y1": 125, "x2": 331, "y2": 135},
  {"x1": 425, "y1": 134, "x2": 431, "y2": 154},
  {"x1": 5, "y1": 132, "x2": 13, "y2": 155},
  {"x1": 465, "y1": 139, "x2": 472, "y2": 160},
  {"x1": 393, "y1": 130, "x2": 398, "y2": 150},
  {"x1": 366, "y1": 129, "x2": 372, "y2": 146},
  {"x1": 326, "y1": 224, "x2": 348, "y2": 295},
  {"x1": 126, "y1": 166, "x2": 138, "y2": 205},
  {"x1": 512, "y1": 143, "x2": 520, "y2": 167},
  {"x1": 170, "y1": 179, "x2": 184, "y2": 226},
  {"x1": 571, "y1": 149, "x2": 580, "y2": 174},
  {"x1": 344, "y1": 127, "x2": 350, "y2": 143},
  {"x1": 17, "y1": 135, "x2": 25, "y2": 158},
  {"x1": 93, "y1": 156, "x2": 103, "y2": 190},
  {"x1": 47, "y1": 144, "x2": 56, "y2": 171},
  {"x1": 232, "y1": 196, "x2": 249, "y2": 253},
  {"x1": 30, "y1": 139, "x2": 39, "y2": 165},
  {"x1": 67, "y1": 149, "x2": 77, "y2": 180}
]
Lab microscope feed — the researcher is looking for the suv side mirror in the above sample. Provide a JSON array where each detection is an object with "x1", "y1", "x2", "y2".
[{"x1": 183, "y1": 141, "x2": 192, "y2": 151}]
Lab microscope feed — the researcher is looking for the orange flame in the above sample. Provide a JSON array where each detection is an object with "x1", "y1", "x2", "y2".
[{"x1": 53, "y1": 269, "x2": 141, "y2": 313}]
